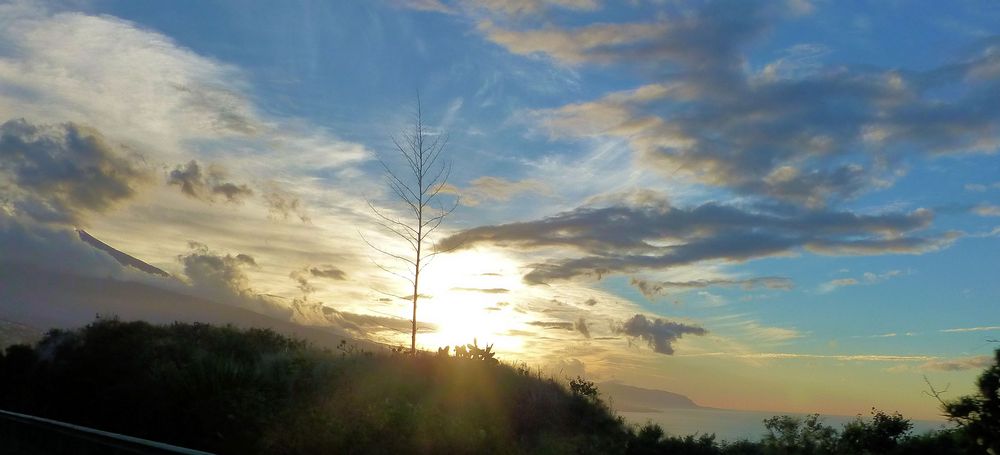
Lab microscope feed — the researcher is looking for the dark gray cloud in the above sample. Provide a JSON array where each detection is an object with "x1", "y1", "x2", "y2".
[
  {"x1": 615, "y1": 314, "x2": 707, "y2": 355},
  {"x1": 575, "y1": 317, "x2": 590, "y2": 338},
  {"x1": 0, "y1": 119, "x2": 151, "y2": 223},
  {"x1": 309, "y1": 266, "x2": 347, "y2": 280},
  {"x1": 490, "y1": 1, "x2": 1000, "y2": 206},
  {"x1": 290, "y1": 265, "x2": 347, "y2": 294},
  {"x1": 630, "y1": 276, "x2": 793, "y2": 299},
  {"x1": 440, "y1": 198, "x2": 951, "y2": 284},
  {"x1": 167, "y1": 160, "x2": 253, "y2": 204}
]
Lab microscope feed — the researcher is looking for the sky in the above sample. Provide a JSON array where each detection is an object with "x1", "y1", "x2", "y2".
[{"x1": 1, "y1": 0, "x2": 999, "y2": 421}]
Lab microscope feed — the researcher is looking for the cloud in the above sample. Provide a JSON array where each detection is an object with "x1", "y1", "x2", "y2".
[
  {"x1": 440, "y1": 197, "x2": 950, "y2": 284},
  {"x1": 0, "y1": 212, "x2": 128, "y2": 278},
  {"x1": 400, "y1": 0, "x2": 599, "y2": 17},
  {"x1": 308, "y1": 266, "x2": 347, "y2": 280},
  {"x1": 396, "y1": 0, "x2": 457, "y2": 14},
  {"x1": 451, "y1": 287, "x2": 510, "y2": 294},
  {"x1": 290, "y1": 298, "x2": 434, "y2": 335},
  {"x1": 615, "y1": 314, "x2": 707, "y2": 355},
  {"x1": 575, "y1": 317, "x2": 590, "y2": 338},
  {"x1": 261, "y1": 184, "x2": 310, "y2": 222},
  {"x1": 527, "y1": 320, "x2": 575, "y2": 330},
  {"x1": 920, "y1": 356, "x2": 993, "y2": 372},
  {"x1": 480, "y1": 0, "x2": 770, "y2": 68},
  {"x1": 442, "y1": 176, "x2": 552, "y2": 207},
  {"x1": 475, "y1": 0, "x2": 599, "y2": 16},
  {"x1": 0, "y1": 7, "x2": 368, "y2": 192},
  {"x1": 178, "y1": 242, "x2": 291, "y2": 318},
  {"x1": 0, "y1": 119, "x2": 151, "y2": 223},
  {"x1": 544, "y1": 357, "x2": 587, "y2": 379},
  {"x1": 820, "y1": 269, "x2": 904, "y2": 292},
  {"x1": 825, "y1": 278, "x2": 858, "y2": 288},
  {"x1": 630, "y1": 276, "x2": 793, "y2": 299},
  {"x1": 965, "y1": 182, "x2": 1000, "y2": 192},
  {"x1": 290, "y1": 265, "x2": 347, "y2": 294},
  {"x1": 487, "y1": 1, "x2": 1000, "y2": 206},
  {"x1": 940, "y1": 325, "x2": 1000, "y2": 333},
  {"x1": 167, "y1": 160, "x2": 253, "y2": 204},
  {"x1": 973, "y1": 204, "x2": 1000, "y2": 217},
  {"x1": 685, "y1": 352, "x2": 937, "y2": 362}
]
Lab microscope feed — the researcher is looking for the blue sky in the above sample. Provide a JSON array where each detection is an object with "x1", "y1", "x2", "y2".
[{"x1": 1, "y1": 0, "x2": 999, "y2": 419}]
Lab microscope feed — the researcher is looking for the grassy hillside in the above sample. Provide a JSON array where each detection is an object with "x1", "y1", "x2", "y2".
[{"x1": 0, "y1": 319, "x2": 995, "y2": 454}]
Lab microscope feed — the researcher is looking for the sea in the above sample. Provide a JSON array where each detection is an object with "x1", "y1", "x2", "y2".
[{"x1": 619, "y1": 408, "x2": 952, "y2": 442}]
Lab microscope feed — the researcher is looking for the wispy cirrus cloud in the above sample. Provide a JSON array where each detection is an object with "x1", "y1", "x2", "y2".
[
  {"x1": 683, "y1": 352, "x2": 938, "y2": 362},
  {"x1": 399, "y1": 0, "x2": 600, "y2": 17},
  {"x1": 630, "y1": 276, "x2": 793, "y2": 300},
  {"x1": 973, "y1": 204, "x2": 1000, "y2": 217},
  {"x1": 920, "y1": 356, "x2": 994, "y2": 372},
  {"x1": 819, "y1": 269, "x2": 905, "y2": 293},
  {"x1": 442, "y1": 176, "x2": 552, "y2": 207},
  {"x1": 940, "y1": 325, "x2": 1000, "y2": 333}
]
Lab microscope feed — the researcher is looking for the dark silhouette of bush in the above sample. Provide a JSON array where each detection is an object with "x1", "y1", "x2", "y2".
[
  {"x1": 450, "y1": 338, "x2": 499, "y2": 364},
  {"x1": 569, "y1": 376, "x2": 599, "y2": 400},
  {"x1": 838, "y1": 408, "x2": 912, "y2": 454},
  {"x1": 943, "y1": 348, "x2": 1000, "y2": 454},
  {"x1": 760, "y1": 414, "x2": 838, "y2": 454},
  {"x1": 1, "y1": 319, "x2": 995, "y2": 454},
  {"x1": 0, "y1": 318, "x2": 634, "y2": 454}
]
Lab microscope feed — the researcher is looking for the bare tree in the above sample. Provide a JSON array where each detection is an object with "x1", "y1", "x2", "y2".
[{"x1": 364, "y1": 98, "x2": 457, "y2": 354}]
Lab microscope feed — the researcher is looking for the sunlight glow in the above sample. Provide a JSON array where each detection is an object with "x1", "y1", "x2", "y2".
[{"x1": 415, "y1": 249, "x2": 526, "y2": 353}]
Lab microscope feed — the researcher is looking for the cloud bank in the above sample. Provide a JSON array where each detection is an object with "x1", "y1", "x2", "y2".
[{"x1": 441, "y1": 197, "x2": 951, "y2": 283}]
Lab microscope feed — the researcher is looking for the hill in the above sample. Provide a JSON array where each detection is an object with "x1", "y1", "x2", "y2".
[
  {"x1": 599, "y1": 382, "x2": 702, "y2": 412},
  {"x1": 0, "y1": 319, "x2": 632, "y2": 454},
  {"x1": 0, "y1": 264, "x2": 374, "y2": 352}
]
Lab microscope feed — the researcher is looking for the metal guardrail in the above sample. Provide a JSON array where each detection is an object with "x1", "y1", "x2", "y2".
[{"x1": 0, "y1": 408, "x2": 215, "y2": 454}]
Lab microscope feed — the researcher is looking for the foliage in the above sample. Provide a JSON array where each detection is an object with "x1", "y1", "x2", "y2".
[
  {"x1": 569, "y1": 376, "x2": 599, "y2": 400},
  {"x1": 943, "y1": 348, "x2": 1000, "y2": 454},
  {"x1": 1, "y1": 320, "x2": 997, "y2": 454},
  {"x1": 761, "y1": 414, "x2": 838, "y2": 454},
  {"x1": 451, "y1": 339, "x2": 498, "y2": 365},
  {"x1": 0, "y1": 319, "x2": 627, "y2": 454},
  {"x1": 838, "y1": 408, "x2": 913, "y2": 454}
]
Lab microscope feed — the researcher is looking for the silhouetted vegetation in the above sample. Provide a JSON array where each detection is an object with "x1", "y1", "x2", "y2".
[
  {"x1": 0, "y1": 319, "x2": 997, "y2": 454},
  {"x1": 940, "y1": 348, "x2": 1000, "y2": 454}
]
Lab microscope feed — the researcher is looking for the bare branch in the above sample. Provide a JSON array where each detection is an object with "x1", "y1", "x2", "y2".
[
  {"x1": 360, "y1": 232, "x2": 418, "y2": 267},
  {"x1": 364, "y1": 95, "x2": 458, "y2": 354},
  {"x1": 922, "y1": 375, "x2": 950, "y2": 408}
]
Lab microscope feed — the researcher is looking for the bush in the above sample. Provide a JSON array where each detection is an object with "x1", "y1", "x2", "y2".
[
  {"x1": 0, "y1": 319, "x2": 633, "y2": 454},
  {"x1": 837, "y1": 408, "x2": 912, "y2": 454},
  {"x1": 943, "y1": 348, "x2": 1000, "y2": 454}
]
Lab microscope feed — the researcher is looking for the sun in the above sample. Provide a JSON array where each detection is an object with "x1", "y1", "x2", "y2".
[{"x1": 414, "y1": 248, "x2": 527, "y2": 353}]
